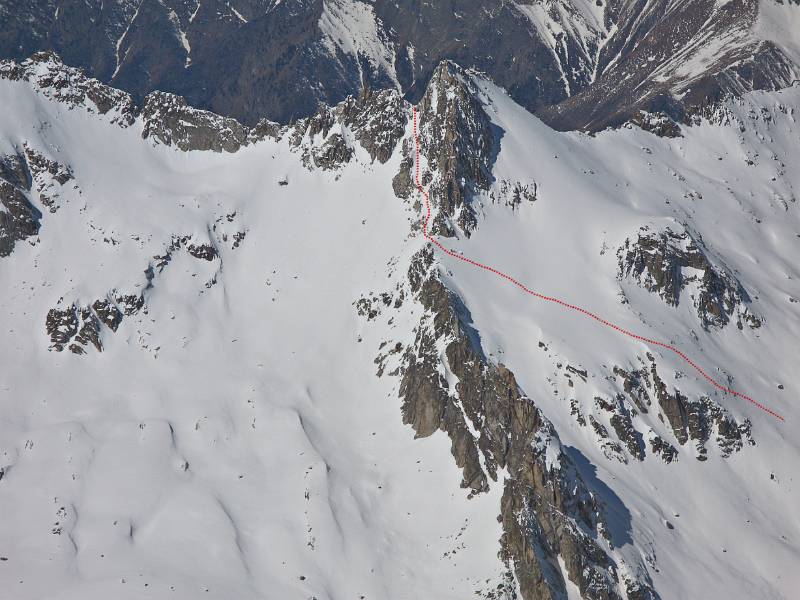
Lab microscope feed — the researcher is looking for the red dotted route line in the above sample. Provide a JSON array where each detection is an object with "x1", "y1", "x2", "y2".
[{"x1": 411, "y1": 107, "x2": 784, "y2": 422}]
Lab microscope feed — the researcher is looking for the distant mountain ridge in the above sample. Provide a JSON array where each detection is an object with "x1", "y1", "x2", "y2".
[{"x1": 1, "y1": 0, "x2": 798, "y2": 128}]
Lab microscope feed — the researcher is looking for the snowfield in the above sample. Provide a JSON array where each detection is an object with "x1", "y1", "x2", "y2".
[{"x1": 0, "y1": 61, "x2": 799, "y2": 599}]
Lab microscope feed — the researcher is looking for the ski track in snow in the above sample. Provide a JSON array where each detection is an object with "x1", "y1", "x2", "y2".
[{"x1": 411, "y1": 106, "x2": 785, "y2": 423}]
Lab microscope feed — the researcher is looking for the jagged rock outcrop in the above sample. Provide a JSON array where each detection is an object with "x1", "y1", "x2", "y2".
[
  {"x1": 612, "y1": 365, "x2": 652, "y2": 414},
  {"x1": 628, "y1": 111, "x2": 683, "y2": 138},
  {"x1": 414, "y1": 61, "x2": 496, "y2": 237},
  {"x1": 142, "y1": 91, "x2": 249, "y2": 153},
  {"x1": 392, "y1": 148, "x2": 415, "y2": 200},
  {"x1": 1, "y1": 53, "x2": 403, "y2": 162},
  {"x1": 290, "y1": 88, "x2": 407, "y2": 171},
  {"x1": 648, "y1": 354, "x2": 753, "y2": 459},
  {"x1": 306, "y1": 133, "x2": 354, "y2": 171},
  {"x1": 649, "y1": 434, "x2": 679, "y2": 464},
  {"x1": 396, "y1": 247, "x2": 659, "y2": 600},
  {"x1": 46, "y1": 293, "x2": 144, "y2": 354},
  {"x1": 606, "y1": 401, "x2": 645, "y2": 462},
  {"x1": 491, "y1": 179, "x2": 538, "y2": 210},
  {"x1": 0, "y1": 152, "x2": 40, "y2": 257},
  {"x1": 618, "y1": 226, "x2": 761, "y2": 330},
  {"x1": 22, "y1": 144, "x2": 74, "y2": 213},
  {"x1": 92, "y1": 299, "x2": 123, "y2": 332},
  {"x1": 0, "y1": 151, "x2": 31, "y2": 190},
  {"x1": 45, "y1": 306, "x2": 79, "y2": 352},
  {"x1": 339, "y1": 87, "x2": 407, "y2": 164},
  {"x1": 560, "y1": 354, "x2": 753, "y2": 464},
  {"x1": 153, "y1": 234, "x2": 223, "y2": 270},
  {"x1": 46, "y1": 304, "x2": 102, "y2": 354},
  {"x1": 72, "y1": 307, "x2": 103, "y2": 354}
]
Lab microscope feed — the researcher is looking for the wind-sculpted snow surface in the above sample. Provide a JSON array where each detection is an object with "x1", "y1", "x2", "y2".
[{"x1": 0, "y1": 57, "x2": 799, "y2": 600}]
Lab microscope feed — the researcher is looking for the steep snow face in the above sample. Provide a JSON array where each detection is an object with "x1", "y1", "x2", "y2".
[
  {"x1": 416, "y1": 75, "x2": 800, "y2": 598},
  {"x1": 1, "y1": 55, "x2": 800, "y2": 600}
]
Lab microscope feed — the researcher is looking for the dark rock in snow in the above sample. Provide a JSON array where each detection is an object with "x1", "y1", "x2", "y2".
[
  {"x1": 186, "y1": 242, "x2": 218, "y2": 261},
  {"x1": 0, "y1": 177, "x2": 40, "y2": 257},
  {"x1": 92, "y1": 299, "x2": 123, "y2": 332},
  {"x1": 142, "y1": 91, "x2": 248, "y2": 153},
  {"x1": 46, "y1": 306, "x2": 80, "y2": 351},
  {"x1": 46, "y1": 294, "x2": 143, "y2": 353},
  {"x1": 649, "y1": 435, "x2": 679, "y2": 464},
  {"x1": 618, "y1": 226, "x2": 761, "y2": 330},
  {"x1": 648, "y1": 354, "x2": 753, "y2": 456}
]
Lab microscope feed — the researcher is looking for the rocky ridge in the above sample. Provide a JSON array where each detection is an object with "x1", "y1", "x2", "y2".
[
  {"x1": 287, "y1": 86, "x2": 407, "y2": 170},
  {"x1": 388, "y1": 246, "x2": 661, "y2": 600},
  {"x1": 1, "y1": 52, "x2": 415, "y2": 165},
  {"x1": 2, "y1": 0, "x2": 797, "y2": 133}
]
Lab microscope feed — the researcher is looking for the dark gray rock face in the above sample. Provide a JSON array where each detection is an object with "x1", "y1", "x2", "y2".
[
  {"x1": 73, "y1": 307, "x2": 103, "y2": 353},
  {"x1": 649, "y1": 435, "x2": 679, "y2": 464},
  {"x1": 23, "y1": 144, "x2": 74, "y2": 213},
  {"x1": 45, "y1": 306, "x2": 80, "y2": 352},
  {"x1": 628, "y1": 112, "x2": 683, "y2": 138},
  {"x1": 307, "y1": 133, "x2": 354, "y2": 170},
  {"x1": 92, "y1": 299, "x2": 124, "y2": 331},
  {"x1": 609, "y1": 409, "x2": 645, "y2": 461},
  {"x1": 612, "y1": 365, "x2": 651, "y2": 414},
  {"x1": 618, "y1": 226, "x2": 761, "y2": 330},
  {"x1": 0, "y1": 153, "x2": 40, "y2": 257},
  {"x1": 0, "y1": 151, "x2": 31, "y2": 191},
  {"x1": 392, "y1": 149, "x2": 414, "y2": 200},
  {"x1": 492, "y1": 179, "x2": 538, "y2": 210},
  {"x1": 648, "y1": 354, "x2": 753, "y2": 459},
  {"x1": 397, "y1": 247, "x2": 660, "y2": 600},
  {"x1": 339, "y1": 87, "x2": 407, "y2": 164},
  {"x1": 142, "y1": 91, "x2": 248, "y2": 152},
  {"x1": 1, "y1": 53, "x2": 264, "y2": 155}
]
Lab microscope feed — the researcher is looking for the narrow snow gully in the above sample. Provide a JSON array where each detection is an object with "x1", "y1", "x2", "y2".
[{"x1": 410, "y1": 106, "x2": 784, "y2": 422}]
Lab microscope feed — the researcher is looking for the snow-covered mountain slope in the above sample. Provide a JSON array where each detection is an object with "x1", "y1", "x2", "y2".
[
  {"x1": 0, "y1": 56, "x2": 511, "y2": 600},
  {"x1": 1, "y1": 54, "x2": 799, "y2": 599}
]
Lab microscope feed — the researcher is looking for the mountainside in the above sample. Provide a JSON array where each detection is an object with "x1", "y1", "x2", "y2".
[
  {"x1": 1, "y1": 51, "x2": 799, "y2": 599},
  {"x1": 2, "y1": 0, "x2": 798, "y2": 128}
]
